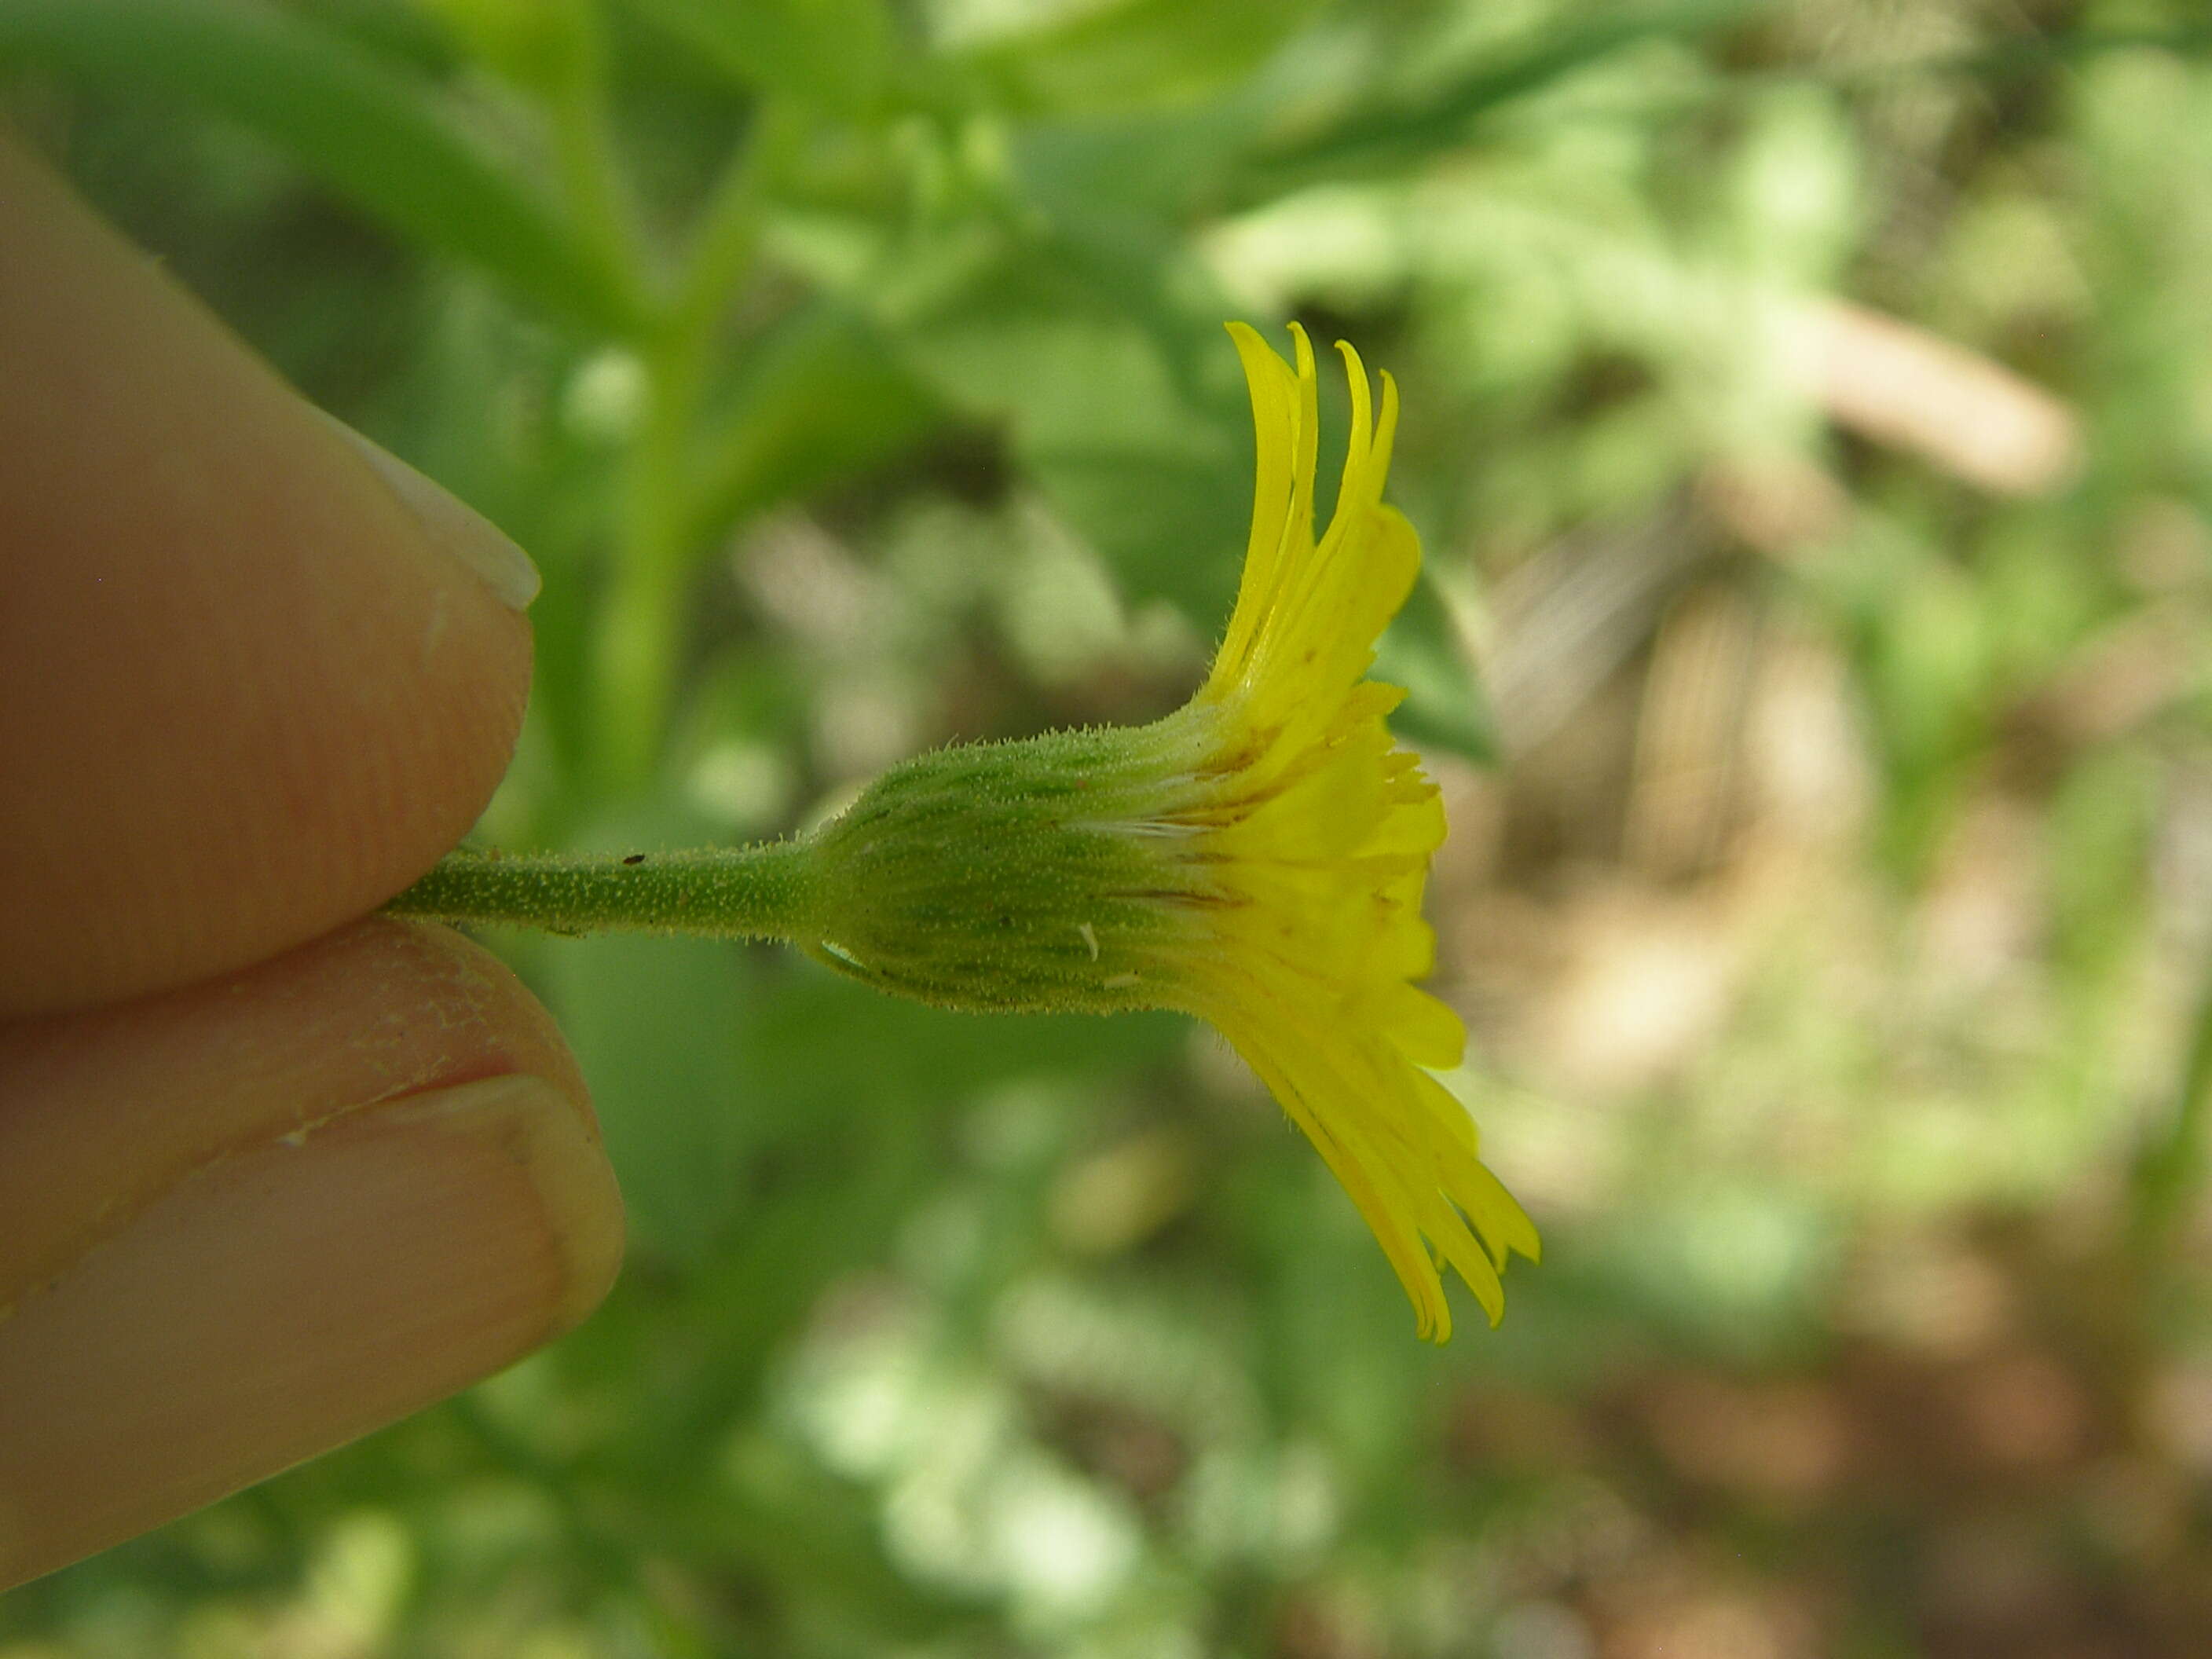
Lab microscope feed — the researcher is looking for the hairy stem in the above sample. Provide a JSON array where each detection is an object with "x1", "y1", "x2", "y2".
[{"x1": 386, "y1": 842, "x2": 820, "y2": 943}]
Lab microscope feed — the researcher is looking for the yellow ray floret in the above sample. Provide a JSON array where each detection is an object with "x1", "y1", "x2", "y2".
[{"x1": 1157, "y1": 323, "x2": 1538, "y2": 1339}]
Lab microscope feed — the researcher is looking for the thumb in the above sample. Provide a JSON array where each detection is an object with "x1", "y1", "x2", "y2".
[{"x1": 0, "y1": 921, "x2": 624, "y2": 1590}]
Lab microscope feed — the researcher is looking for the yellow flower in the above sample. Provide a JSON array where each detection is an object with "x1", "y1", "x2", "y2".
[
  {"x1": 1133, "y1": 323, "x2": 1536, "y2": 1338},
  {"x1": 804, "y1": 322, "x2": 1536, "y2": 1338}
]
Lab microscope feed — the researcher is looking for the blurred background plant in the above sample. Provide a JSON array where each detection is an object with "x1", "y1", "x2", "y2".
[{"x1": 9, "y1": 0, "x2": 2212, "y2": 1652}]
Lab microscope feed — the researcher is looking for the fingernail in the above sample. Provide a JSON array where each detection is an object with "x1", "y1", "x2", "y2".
[
  {"x1": 324, "y1": 415, "x2": 541, "y2": 610},
  {"x1": 0, "y1": 1074, "x2": 622, "y2": 1588}
]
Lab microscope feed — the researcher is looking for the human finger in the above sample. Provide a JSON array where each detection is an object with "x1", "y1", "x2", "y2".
[
  {"x1": 0, "y1": 917, "x2": 624, "y2": 1589},
  {"x1": 0, "y1": 134, "x2": 538, "y2": 1017}
]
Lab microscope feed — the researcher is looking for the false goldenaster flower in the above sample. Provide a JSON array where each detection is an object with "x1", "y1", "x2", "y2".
[
  {"x1": 800, "y1": 323, "x2": 1538, "y2": 1337},
  {"x1": 392, "y1": 323, "x2": 1537, "y2": 1337}
]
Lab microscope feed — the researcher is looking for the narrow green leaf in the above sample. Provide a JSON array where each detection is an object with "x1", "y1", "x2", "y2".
[
  {"x1": 1245, "y1": 1, "x2": 1765, "y2": 193},
  {"x1": 0, "y1": 0, "x2": 635, "y2": 331}
]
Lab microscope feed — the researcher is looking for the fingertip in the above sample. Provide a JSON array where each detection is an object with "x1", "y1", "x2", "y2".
[{"x1": 0, "y1": 137, "x2": 536, "y2": 1016}]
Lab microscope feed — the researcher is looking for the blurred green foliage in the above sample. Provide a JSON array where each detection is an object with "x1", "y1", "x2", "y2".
[{"x1": 10, "y1": 0, "x2": 2212, "y2": 1654}]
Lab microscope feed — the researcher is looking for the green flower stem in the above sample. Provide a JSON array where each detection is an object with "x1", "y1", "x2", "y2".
[
  {"x1": 589, "y1": 372, "x2": 692, "y2": 797},
  {"x1": 386, "y1": 842, "x2": 820, "y2": 943},
  {"x1": 584, "y1": 104, "x2": 800, "y2": 799},
  {"x1": 531, "y1": 0, "x2": 683, "y2": 801},
  {"x1": 669, "y1": 101, "x2": 796, "y2": 346},
  {"x1": 542, "y1": 0, "x2": 650, "y2": 313}
]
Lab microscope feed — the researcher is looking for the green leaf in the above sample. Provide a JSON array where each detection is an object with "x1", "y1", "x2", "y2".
[
  {"x1": 959, "y1": 0, "x2": 1326, "y2": 115},
  {"x1": 683, "y1": 303, "x2": 943, "y2": 550},
  {"x1": 1011, "y1": 100, "x2": 1261, "y2": 228},
  {"x1": 416, "y1": 0, "x2": 596, "y2": 98},
  {"x1": 1243, "y1": 1, "x2": 1764, "y2": 196},
  {"x1": 628, "y1": 0, "x2": 894, "y2": 116},
  {"x1": 882, "y1": 238, "x2": 1253, "y2": 621},
  {"x1": 0, "y1": 0, "x2": 635, "y2": 332},
  {"x1": 1024, "y1": 437, "x2": 1248, "y2": 621}
]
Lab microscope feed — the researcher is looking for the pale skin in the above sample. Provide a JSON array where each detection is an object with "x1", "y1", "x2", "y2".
[{"x1": 0, "y1": 135, "x2": 624, "y2": 1589}]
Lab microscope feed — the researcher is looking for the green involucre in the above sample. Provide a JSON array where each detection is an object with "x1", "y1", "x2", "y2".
[{"x1": 801, "y1": 721, "x2": 1217, "y2": 1016}]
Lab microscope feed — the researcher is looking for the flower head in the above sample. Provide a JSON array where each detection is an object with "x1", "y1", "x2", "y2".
[{"x1": 806, "y1": 322, "x2": 1536, "y2": 1338}]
